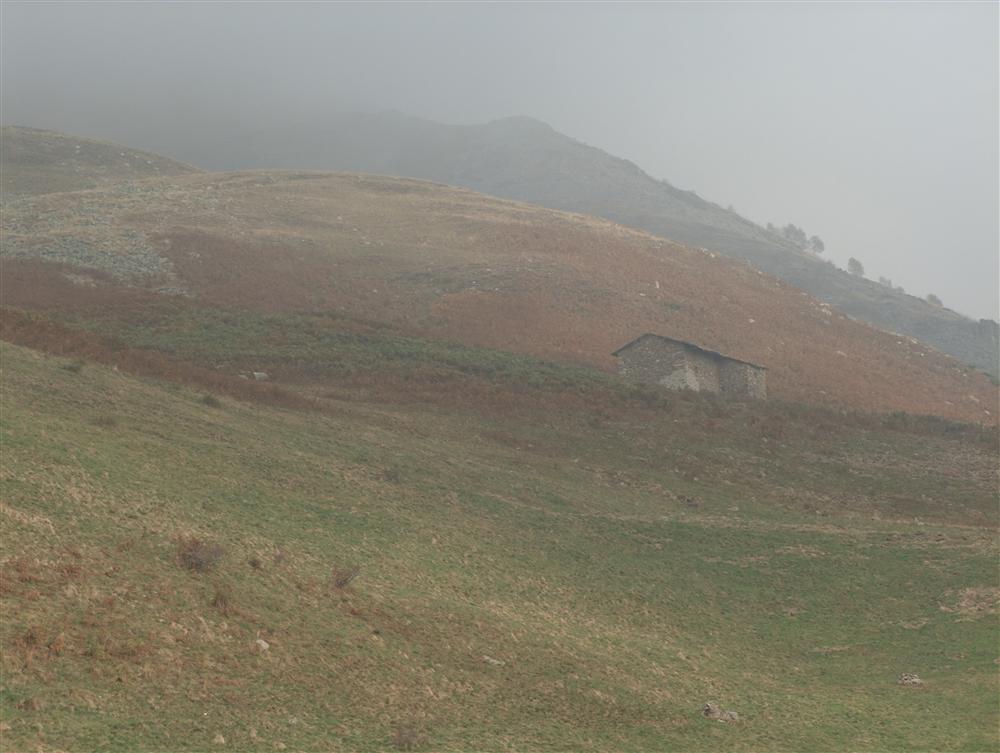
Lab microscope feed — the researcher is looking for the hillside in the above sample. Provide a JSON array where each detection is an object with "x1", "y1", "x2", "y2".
[
  {"x1": 145, "y1": 112, "x2": 998, "y2": 375},
  {"x1": 2, "y1": 331, "x2": 998, "y2": 751},
  {"x1": 1, "y1": 168, "x2": 995, "y2": 423},
  {"x1": 2, "y1": 129, "x2": 998, "y2": 753},
  {"x1": 0, "y1": 126, "x2": 199, "y2": 196}
]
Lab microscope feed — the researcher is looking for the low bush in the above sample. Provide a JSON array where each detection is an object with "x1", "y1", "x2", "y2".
[
  {"x1": 330, "y1": 565, "x2": 360, "y2": 589},
  {"x1": 61, "y1": 359, "x2": 85, "y2": 374},
  {"x1": 200, "y1": 393, "x2": 222, "y2": 408},
  {"x1": 390, "y1": 721, "x2": 425, "y2": 751},
  {"x1": 175, "y1": 535, "x2": 225, "y2": 573}
]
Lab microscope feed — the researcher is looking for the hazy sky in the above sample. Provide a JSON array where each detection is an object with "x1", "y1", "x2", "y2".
[{"x1": 3, "y1": 2, "x2": 997, "y2": 319}]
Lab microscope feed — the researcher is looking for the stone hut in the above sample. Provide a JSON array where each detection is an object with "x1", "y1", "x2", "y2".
[{"x1": 612, "y1": 334, "x2": 766, "y2": 399}]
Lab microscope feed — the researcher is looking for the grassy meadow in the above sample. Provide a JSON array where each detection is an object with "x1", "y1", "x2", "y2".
[{"x1": 1, "y1": 329, "x2": 997, "y2": 751}]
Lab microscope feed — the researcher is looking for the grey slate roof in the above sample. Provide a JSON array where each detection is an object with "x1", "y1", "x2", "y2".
[{"x1": 611, "y1": 333, "x2": 766, "y2": 370}]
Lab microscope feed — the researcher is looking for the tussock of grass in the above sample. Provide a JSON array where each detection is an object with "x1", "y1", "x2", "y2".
[{"x1": 210, "y1": 585, "x2": 233, "y2": 615}]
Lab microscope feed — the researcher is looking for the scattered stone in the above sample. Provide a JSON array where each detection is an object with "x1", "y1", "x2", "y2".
[
  {"x1": 154, "y1": 286, "x2": 192, "y2": 297},
  {"x1": 897, "y1": 673, "x2": 925, "y2": 686},
  {"x1": 252, "y1": 372, "x2": 270, "y2": 382},
  {"x1": 255, "y1": 638, "x2": 270, "y2": 652},
  {"x1": 482, "y1": 654, "x2": 506, "y2": 666},
  {"x1": 213, "y1": 733, "x2": 226, "y2": 744},
  {"x1": 64, "y1": 272, "x2": 99, "y2": 287},
  {"x1": 702, "y1": 702, "x2": 739, "y2": 722},
  {"x1": 940, "y1": 586, "x2": 1000, "y2": 618}
]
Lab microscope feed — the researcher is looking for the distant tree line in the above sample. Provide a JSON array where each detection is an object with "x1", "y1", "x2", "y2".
[
  {"x1": 765, "y1": 222, "x2": 825, "y2": 255},
  {"x1": 766, "y1": 221, "x2": 946, "y2": 309},
  {"x1": 878, "y1": 276, "x2": 905, "y2": 294},
  {"x1": 876, "y1": 276, "x2": 943, "y2": 307}
]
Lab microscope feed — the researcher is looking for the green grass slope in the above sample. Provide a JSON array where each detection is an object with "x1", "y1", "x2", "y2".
[{"x1": 2, "y1": 338, "x2": 997, "y2": 752}]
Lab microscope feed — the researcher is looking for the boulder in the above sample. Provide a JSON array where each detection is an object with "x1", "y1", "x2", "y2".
[{"x1": 702, "y1": 702, "x2": 740, "y2": 722}]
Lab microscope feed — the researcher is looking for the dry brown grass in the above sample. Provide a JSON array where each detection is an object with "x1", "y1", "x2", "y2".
[{"x1": 3, "y1": 170, "x2": 996, "y2": 423}]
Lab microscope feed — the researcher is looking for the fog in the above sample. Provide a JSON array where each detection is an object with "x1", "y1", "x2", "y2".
[{"x1": 3, "y1": 2, "x2": 997, "y2": 320}]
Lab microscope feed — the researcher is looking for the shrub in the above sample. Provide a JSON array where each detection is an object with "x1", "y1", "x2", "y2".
[
  {"x1": 380, "y1": 466, "x2": 402, "y2": 483},
  {"x1": 175, "y1": 535, "x2": 225, "y2": 573},
  {"x1": 61, "y1": 359, "x2": 85, "y2": 374},
  {"x1": 391, "y1": 721, "x2": 425, "y2": 751},
  {"x1": 200, "y1": 393, "x2": 223, "y2": 408},
  {"x1": 330, "y1": 565, "x2": 360, "y2": 589}
]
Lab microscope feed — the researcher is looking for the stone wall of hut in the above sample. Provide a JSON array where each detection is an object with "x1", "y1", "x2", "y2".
[
  {"x1": 616, "y1": 337, "x2": 688, "y2": 386},
  {"x1": 719, "y1": 361, "x2": 767, "y2": 400}
]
